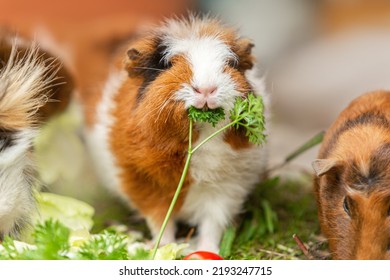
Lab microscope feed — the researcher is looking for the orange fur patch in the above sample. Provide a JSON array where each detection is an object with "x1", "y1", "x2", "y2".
[{"x1": 110, "y1": 54, "x2": 199, "y2": 228}]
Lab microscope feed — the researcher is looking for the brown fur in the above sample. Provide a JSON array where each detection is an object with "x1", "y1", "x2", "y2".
[{"x1": 314, "y1": 90, "x2": 390, "y2": 259}]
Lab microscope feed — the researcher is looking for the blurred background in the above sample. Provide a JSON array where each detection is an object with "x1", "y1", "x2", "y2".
[{"x1": 1, "y1": 0, "x2": 390, "y2": 206}]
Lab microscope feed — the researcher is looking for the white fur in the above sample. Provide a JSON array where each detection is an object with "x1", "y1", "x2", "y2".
[
  {"x1": 165, "y1": 36, "x2": 236, "y2": 93},
  {"x1": 0, "y1": 129, "x2": 37, "y2": 236},
  {"x1": 170, "y1": 37, "x2": 240, "y2": 111},
  {"x1": 84, "y1": 70, "x2": 126, "y2": 198},
  {"x1": 178, "y1": 126, "x2": 267, "y2": 252},
  {"x1": 146, "y1": 217, "x2": 176, "y2": 246}
]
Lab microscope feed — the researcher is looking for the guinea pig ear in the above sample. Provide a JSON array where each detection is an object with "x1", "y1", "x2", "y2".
[
  {"x1": 312, "y1": 159, "x2": 341, "y2": 177},
  {"x1": 127, "y1": 48, "x2": 141, "y2": 61},
  {"x1": 125, "y1": 47, "x2": 146, "y2": 76},
  {"x1": 234, "y1": 38, "x2": 255, "y2": 71},
  {"x1": 237, "y1": 38, "x2": 254, "y2": 54},
  {"x1": 124, "y1": 37, "x2": 167, "y2": 77}
]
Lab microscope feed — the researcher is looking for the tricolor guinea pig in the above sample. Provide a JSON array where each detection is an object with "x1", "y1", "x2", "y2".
[
  {"x1": 312, "y1": 91, "x2": 390, "y2": 259},
  {"x1": 80, "y1": 16, "x2": 269, "y2": 252},
  {"x1": 0, "y1": 31, "x2": 73, "y2": 238}
]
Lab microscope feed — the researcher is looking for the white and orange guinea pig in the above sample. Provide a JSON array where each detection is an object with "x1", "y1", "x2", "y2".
[{"x1": 80, "y1": 15, "x2": 269, "y2": 252}]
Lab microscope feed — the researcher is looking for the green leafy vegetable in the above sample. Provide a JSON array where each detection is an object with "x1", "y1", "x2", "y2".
[
  {"x1": 230, "y1": 93, "x2": 267, "y2": 145},
  {"x1": 188, "y1": 106, "x2": 225, "y2": 127},
  {"x1": 35, "y1": 192, "x2": 94, "y2": 231},
  {"x1": 0, "y1": 217, "x2": 188, "y2": 260},
  {"x1": 0, "y1": 220, "x2": 70, "y2": 260},
  {"x1": 187, "y1": 93, "x2": 267, "y2": 145},
  {"x1": 0, "y1": 238, "x2": 30, "y2": 260},
  {"x1": 20, "y1": 192, "x2": 94, "y2": 243},
  {"x1": 78, "y1": 231, "x2": 128, "y2": 260},
  {"x1": 32, "y1": 220, "x2": 71, "y2": 259},
  {"x1": 153, "y1": 243, "x2": 189, "y2": 260}
]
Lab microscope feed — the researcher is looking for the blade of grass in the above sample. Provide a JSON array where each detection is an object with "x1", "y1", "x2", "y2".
[
  {"x1": 261, "y1": 200, "x2": 276, "y2": 234},
  {"x1": 268, "y1": 131, "x2": 325, "y2": 172},
  {"x1": 285, "y1": 131, "x2": 325, "y2": 163},
  {"x1": 219, "y1": 226, "x2": 236, "y2": 258}
]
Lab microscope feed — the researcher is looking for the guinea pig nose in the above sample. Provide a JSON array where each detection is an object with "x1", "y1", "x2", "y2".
[{"x1": 193, "y1": 86, "x2": 218, "y2": 96}]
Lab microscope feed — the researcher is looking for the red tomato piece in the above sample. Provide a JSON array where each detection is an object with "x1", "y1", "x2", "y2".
[{"x1": 183, "y1": 251, "x2": 224, "y2": 260}]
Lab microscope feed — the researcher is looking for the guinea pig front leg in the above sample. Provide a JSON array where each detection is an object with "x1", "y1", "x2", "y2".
[
  {"x1": 197, "y1": 216, "x2": 225, "y2": 254},
  {"x1": 146, "y1": 212, "x2": 176, "y2": 247},
  {"x1": 185, "y1": 182, "x2": 244, "y2": 253}
]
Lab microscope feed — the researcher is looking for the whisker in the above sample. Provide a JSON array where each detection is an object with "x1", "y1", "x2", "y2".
[
  {"x1": 132, "y1": 66, "x2": 165, "y2": 72},
  {"x1": 164, "y1": 101, "x2": 178, "y2": 124},
  {"x1": 156, "y1": 96, "x2": 176, "y2": 122},
  {"x1": 131, "y1": 66, "x2": 182, "y2": 80},
  {"x1": 137, "y1": 92, "x2": 177, "y2": 124}
]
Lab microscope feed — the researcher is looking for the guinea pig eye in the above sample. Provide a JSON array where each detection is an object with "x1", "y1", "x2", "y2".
[
  {"x1": 343, "y1": 197, "x2": 351, "y2": 217},
  {"x1": 161, "y1": 60, "x2": 173, "y2": 70},
  {"x1": 227, "y1": 58, "x2": 238, "y2": 69}
]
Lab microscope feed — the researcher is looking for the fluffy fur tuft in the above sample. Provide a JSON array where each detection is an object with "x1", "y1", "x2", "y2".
[{"x1": 0, "y1": 44, "x2": 55, "y2": 130}]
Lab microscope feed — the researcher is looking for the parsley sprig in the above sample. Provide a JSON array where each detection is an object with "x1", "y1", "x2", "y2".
[
  {"x1": 0, "y1": 220, "x2": 70, "y2": 260},
  {"x1": 188, "y1": 107, "x2": 225, "y2": 127},
  {"x1": 78, "y1": 230, "x2": 128, "y2": 260},
  {"x1": 0, "y1": 220, "x2": 150, "y2": 260},
  {"x1": 230, "y1": 93, "x2": 267, "y2": 145}
]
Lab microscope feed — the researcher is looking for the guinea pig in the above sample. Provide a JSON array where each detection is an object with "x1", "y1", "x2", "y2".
[
  {"x1": 312, "y1": 91, "x2": 390, "y2": 259},
  {"x1": 80, "y1": 15, "x2": 269, "y2": 252},
  {"x1": 0, "y1": 31, "x2": 74, "y2": 239}
]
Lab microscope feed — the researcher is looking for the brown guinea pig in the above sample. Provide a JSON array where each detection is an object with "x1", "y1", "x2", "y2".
[
  {"x1": 312, "y1": 91, "x2": 390, "y2": 259},
  {"x1": 80, "y1": 15, "x2": 269, "y2": 252},
  {"x1": 0, "y1": 30, "x2": 74, "y2": 238}
]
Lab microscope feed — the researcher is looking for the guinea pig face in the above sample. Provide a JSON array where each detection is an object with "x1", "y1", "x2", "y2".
[
  {"x1": 313, "y1": 148, "x2": 390, "y2": 259},
  {"x1": 125, "y1": 17, "x2": 255, "y2": 114}
]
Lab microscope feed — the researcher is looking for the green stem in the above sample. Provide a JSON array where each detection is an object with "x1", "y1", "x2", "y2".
[
  {"x1": 151, "y1": 119, "x2": 193, "y2": 259},
  {"x1": 191, "y1": 121, "x2": 236, "y2": 153}
]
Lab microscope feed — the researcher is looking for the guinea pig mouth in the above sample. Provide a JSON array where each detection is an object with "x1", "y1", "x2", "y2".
[
  {"x1": 193, "y1": 99, "x2": 219, "y2": 110},
  {"x1": 201, "y1": 106, "x2": 212, "y2": 111}
]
